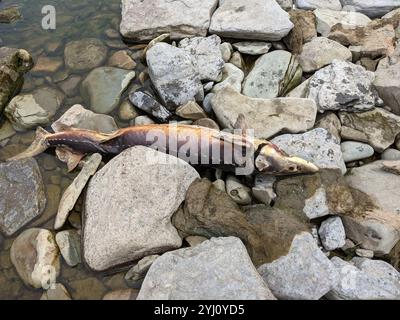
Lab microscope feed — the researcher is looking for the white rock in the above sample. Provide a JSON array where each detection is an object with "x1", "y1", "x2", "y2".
[
  {"x1": 147, "y1": 43, "x2": 202, "y2": 108},
  {"x1": 271, "y1": 128, "x2": 347, "y2": 174},
  {"x1": 212, "y1": 63, "x2": 244, "y2": 93},
  {"x1": 83, "y1": 146, "x2": 200, "y2": 271},
  {"x1": 295, "y1": 0, "x2": 342, "y2": 10},
  {"x1": 258, "y1": 232, "x2": 339, "y2": 300},
  {"x1": 211, "y1": 85, "x2": 317, "y2": 139},
  {"x1": 179, "y1": 35, "x2": 225, "y2": 82},
  {"x1": 209, "y1": 0, "x2": 294, "y2": 41},
  {"x1": 120, "y1": 0, "x2": 219, "y2": 41},
  {"x1": 226, "y1": 176, "x2": 252, "y2": 205},
  {"x1": 303, "y1": 187, "x2": 331, "y2": 220},
  {"x1": 220, "y1": 42, "x2": 233, "y2": 62},
  {"x1": 299, "y1": 37, "x2": 352, "y2": 72},
  {"x1": 341, "y1": 0, "x2": 400, "y2": 18},
  {"x1": 314, "y1": 8, "x2": 371, "y2": 37},
  {"x1": 327, "y1": 256, "x2": 400, "y2": 300},
  {"x1": 138, "y1": 237, "x2": 276, "y2": 300},
  {"x1": 341, "y1": 141, "x2": 375, "y2": 162},
  {"x1": 319, "y1": 216, "x2": 346, "y2": 251},
  {"x1": 355, "y1": 249, "x2": 374, "y2": 258},
  {"x1": 233, "y1": 41, "x2": 272, "y2": 55}
]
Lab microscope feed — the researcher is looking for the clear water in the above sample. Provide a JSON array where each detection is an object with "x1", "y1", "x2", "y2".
[{"x1": 0, "y1": 0, "x2": 142, "y2": 300}]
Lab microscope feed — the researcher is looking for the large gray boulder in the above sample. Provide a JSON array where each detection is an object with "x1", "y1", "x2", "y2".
[
  {"x1": 147, "y1": 43, "x2": 203, "y2": 109},
  {"x1": 138, "y1": 237, "x2": 276, "y2": 300},
  {"x1": 209, "y1": 0, "x2": 294, "y2": 41},
  {"x1": 83, "y1": 146, "x2": 200, "y2": 272},
  {"x1": 120, "y1": 0, "x2": 219, "y2": 41},
  {"x1": 0, "y1": 159, "x2": 46, "y2": 236}
]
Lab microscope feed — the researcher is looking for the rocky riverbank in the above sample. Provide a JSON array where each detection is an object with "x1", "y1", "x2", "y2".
[{"x1": 1, "y1": 0, "x2": 400, "y2": 300}]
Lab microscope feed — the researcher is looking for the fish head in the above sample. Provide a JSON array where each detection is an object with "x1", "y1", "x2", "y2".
[{"x1": 255, "y1": 143, "x2": 319, "y2": 175}]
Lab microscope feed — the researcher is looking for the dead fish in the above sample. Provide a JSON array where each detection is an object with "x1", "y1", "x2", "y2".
[{"x1": 6, "y1": 124, "x2": 319, "y2": 175}]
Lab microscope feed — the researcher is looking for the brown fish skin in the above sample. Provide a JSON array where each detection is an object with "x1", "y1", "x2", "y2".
[{"x1": 7, "y1": 124, "x2": 319, "y2": 175}]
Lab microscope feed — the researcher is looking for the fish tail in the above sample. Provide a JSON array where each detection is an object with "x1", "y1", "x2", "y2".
[{"x1": 6, "y1": 127, "x2": 50, "y2": 162}]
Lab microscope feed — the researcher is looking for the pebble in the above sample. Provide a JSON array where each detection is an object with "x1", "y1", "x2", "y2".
[
  {"x1": 55, "y1": 230, "x2": 82, "y2": 267},
  {"x1": 226, "y1": 176, "x2": 252, "y2": 205},
  {"x1": 318, "y1": 216, "x2": 346, "y2": 251},
  {"x1": 341, "y1": 141, "x2": 375, "y2": 162}
]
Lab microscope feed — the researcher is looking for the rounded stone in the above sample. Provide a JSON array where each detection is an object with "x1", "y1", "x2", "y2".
[{"x1": 341, "y1": 141, "x2": 375, "y2": 162}]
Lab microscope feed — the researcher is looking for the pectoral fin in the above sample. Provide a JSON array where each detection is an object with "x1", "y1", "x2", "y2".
[{"x1": 55, "y1": 147, "x2": 85, "y2": 172}]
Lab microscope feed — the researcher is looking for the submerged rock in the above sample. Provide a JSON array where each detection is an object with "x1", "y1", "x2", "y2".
[
  {"x1": 211, "y1": 85, "x2": 317, "y2": 139},
  {"x1": 0, "y1": 159, "x2": 46, "y2": 236},
  {"x1": 0, "y1": 6, "x2": 22, "y2": 23},
  {"x1": 41, "y1": 283, "x2": 71, "y2": 300},
  {"x1": 120, "y1": 0, "x2": 218, "y2": 41},
  {"x1": 138, "y1": 237, "x2": 276, "y2": 300},
  {"x1": 83, "y1": 146, "x2": 199, "y2": 271},
  {"x1": 209, "y1": 0, "x2": 294, "y2": 41}
]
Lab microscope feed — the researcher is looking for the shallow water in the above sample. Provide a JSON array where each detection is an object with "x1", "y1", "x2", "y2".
[{"x1": 0, "y1": 0, "x2": 143, "y2": 300}]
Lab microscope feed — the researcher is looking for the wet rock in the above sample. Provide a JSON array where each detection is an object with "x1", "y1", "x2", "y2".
[
  {"x1": 81, "y1": 67, "x2": 135, "y2": 114},
  {"x1": 172, "y1": 179, "x2": 311, "y2": 267},
  {"x1": 374, "y1": 59, "x2": 400, "y2": 115},
  {"x1": 340, "y1": 0, "x2": 400, "y2": 18},
  {"x1": 233, "y1": 41, "x2": 272, "y2": 55},
  {"x1": 83, "y1": 146, "x2": 199, "y2": 271},
  {"x1": 339, "y1": 108, "x2": 400, "y2": 152},
  {"x1": 129, "y1": 91, "x2": 172, "y2": 123},
  {"x1": 5, "y1": 86, "x2": 65, "y2": 131},
  {"x1": 382, "y1": 149, "x2": 400, "y2": 160},
  {"x1": 209, "y1": 0, "x2": 294, "y2": 41},
  {"x1": 0, "y1": 159, "x2": 46, "y2": 236},
  {"x1": 341, "y1": 141, "x2": 375, "y2": 162},
  {"x1": 125, "y1": 255, "x2": 160, "y2": 286},
  {"x1": 10, "y1": 228, "x2": 60, "y2": 289},
  {"x1": 179, "y1": 35, "x2": 224, "y2": 82},
  {"x1": 64, "y1": 38, "x2": 108, "y2": 72},
  {"x1": 243, "y1": 50, "x2": 302, "y2": 99},
  {"x1": 175, "y1": 101, "x2": 207, "y2": 121},
  {"x1": 295, "y1": 0, "x2": 342, "y2": 10},
  {"x1": 212, "y1": 63, "x2": 244, "y2": 93},
  {"x1": 327, "y1": 257, "x2": 400, "y2": 300},
  {"x1": 299, "y1": 37, "x2": 352, "y2": 72},
  {"x1": 0, "y1": 6, "x2": 22, "y2": 23},
  {"x1": 58, "y1": 75, "x2": 82, "y2": 97},
  {"x1": 55, "y1": 230, "x2": 81, "y2": 267},
  {"x1": 103, "y1": 289, "x2": 138, "y2": 300},
  {"x1": 120, "y1": 0, "x2": 218, "y2": 41},
  {"x1": 69, "y1": 277, "x2": 107, "y2": 300},
  {"x1": 32, "y1": 56, "x2": 63, "y2": 74},
  {"x1": 314, "y1": 9, "x2": 371, "y2": 37},
  {"x1": 41, "y1": 283, "x2": 71, "y2": 300},
  {"x1": 147, "y1": 43, "x2": 202, "y2": 109},
  {"x1": 258, "y1": 232, "x2": 339, "y2": 300},
  {"x1": 319, "y1": 216, "x2": 346, "y2": 251},
  {"x1": 107, "y1": 50, "x2": 136, "y2": 70},
  {"x1": 138, "y1": 237, "x2": 276, "y2": 300},
  {"x1": 315, "y1": 112, "x2": 342, "y2": 142},
  {"x1": 211, "y1": 85, "x2": 317, "y2": 139},
  {"x1": 226, "y1": 176, "x2": 252, "y2": 205},
  {"x1": 306, "y1": 60, "x2": 382, "y2": 113},
  {"x1": 272, "y1": 128, "x2": 346, "y2": 174}
]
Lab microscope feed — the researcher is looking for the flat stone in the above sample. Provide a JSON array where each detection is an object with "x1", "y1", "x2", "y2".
[
  {"x1": 107, "y1": 50, "x2": 136, "y2": 70},
  {"x1": 306, "y1": 60, "x2": 382, "y2": 113},
  {"x1": 303, "y1": 187, "x2": 331, "y2": 220},
  {"x1": 341, "y1": 0, "x2": 400, "y2": 18},
  {"x1": 175, "y1": 101, "x2": 207, "y2": 120},
  {"x1": 58, "y1": 75, "x2": 82, "y2": 97},
  {"x1": 5, "y1": 87, "x2": 65, "y2": 131},
  {"x1": 243, "y1": 50, "x2": 302, "y2": 99},
  {"x1": 341, "y1": 141, "x2": 375, "y2": 162},
  {"x1": 0, "y1": 159, "x2": 46, "y2": 236},
  {"x1": 0, "y1": 6, "x2": 22, "y2": 23},
  {"x1": 81, "y1": 67, "x2": 135, "y2": 114},
  {"x1": 138, "y1": 237, "x2": 276, "y2": 300},
  {"x1": 129, "y1": 91, "x2": 172, "y2": 123},
  {"x1": 212, "y1": 63, "x2": 244, "y2": 94},
  {"x1": 120, "y1": 0, "x2": 219, "y2": 41},
  {"x1": 319, "y1": 216, "x2": 346, "y2": 251},
  {"x1": 0, "y1": 120, "x2": 16, "y2": 142},
  {"x1": 32, "y1": 56, "x2": 63, "y2": 74},
  {"x1": 299, "y1": 37, "x2": 352, "y2": 72},
  {"x1": 55, "y1": 230, "x2": 81, "y2": 267},
  {"x1": 41, "y1": 283, "x2": 71, "y2": 300},
  {"x1": 83, "y1": 146, "x2": 199, "y2": 271},
  {"x1": 146, "y1": 43, "x2": 202, "y2": 109},
  {"x1": 209, "y1": 0, "x2": 294, "y2": 41},
  {"x1": 55, "y1": 154, "x2": 102, "y2": 230},
  {"x1": 179, "y1": 35, "x2": 225, "y2": 82},
  {"x1": 271, "y1": 128, "x2": 347, "y2": 174},
  {"x1": 355, "y1": 248, "x2": 374, "y2": 258},
  {"x1": 258, "y1": 232, "x2": 339, "y2": 300},
  {"x1": 327, "y1": 256, "x2": 400, "y2": 300},
  {"x1": 10, "y1": 228, "x2": 60, "y2": 289},
  {"x1": 64, "y1": 38, "x2": 108, "y2": 72},
  {"x1": 295, "y1": 0, "x2": 342, "y2": 10},
  {"x1": 339, "y1": 108, "x2": 400, "y2": 152},
  {"x1": 211, "y1": 85, "x2": 317, "y2": 139},
  {"x1": 233, "y1": 41, "x2": 272, "y2": 55},
  {"x1": 314, "y1": 9, "x2": 371, "y2": 37}
]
